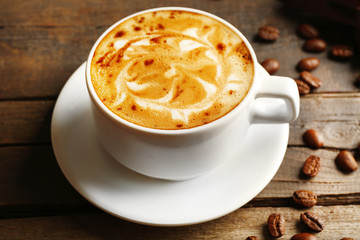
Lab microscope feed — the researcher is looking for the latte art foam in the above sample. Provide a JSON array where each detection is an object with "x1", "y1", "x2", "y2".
[{"x1": 91, "y1": 10, "x2": 254, "y2": 129}]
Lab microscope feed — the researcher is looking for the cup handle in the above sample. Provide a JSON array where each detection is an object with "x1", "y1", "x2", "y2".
[{"x1": 251, "y1": 67, "x2": 300, "y2": 123}]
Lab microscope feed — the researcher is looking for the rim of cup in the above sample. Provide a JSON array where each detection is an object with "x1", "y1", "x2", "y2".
[{"x1": 86, "y1": 6, "x2": 259, "y2": 135}]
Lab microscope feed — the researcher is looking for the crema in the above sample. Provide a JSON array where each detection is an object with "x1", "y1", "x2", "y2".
[{"x1": 91, "y1": 10, "x2": 254, "y2": 129}]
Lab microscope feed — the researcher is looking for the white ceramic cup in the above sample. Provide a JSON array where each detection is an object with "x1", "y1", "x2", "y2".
[{"x1": 86, "y1": 7, "x2": 300, "y2": 181}]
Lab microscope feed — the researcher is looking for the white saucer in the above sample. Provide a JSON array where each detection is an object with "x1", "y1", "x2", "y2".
[{"x1": 51, "y1": 63, "x2": 289, "y2": 226}]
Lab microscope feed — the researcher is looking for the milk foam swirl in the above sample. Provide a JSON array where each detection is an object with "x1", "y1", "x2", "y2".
[
  {"x1": 112, "y1": 31, "x2": 226, "y2": 122},
  {"x1": 91, "y1": 10, "x2": 254, "y2": 129}
]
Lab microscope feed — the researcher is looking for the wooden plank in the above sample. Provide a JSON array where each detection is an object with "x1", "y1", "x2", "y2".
[
  {"x1": 0, "y1": 145, "x2": 87, "y2": 207},
  {"x1": 289, "y1": 93, "x2": 360, "y2": 149},
  {"x1": 0, "y1": 28, "x2": 103, "y2": 99},
  {"x1": 0, "y1": 101, "x2": 54, "y2": 144},
  {"x1": 258, "y1": 147, "x2": 360, "y2": 198},
  {"x1": 0, "y1": 0, "x2": 278, "y2": 27},
  {"x1": 0, "y1": 205, "x2": 358, "y2": 239}
]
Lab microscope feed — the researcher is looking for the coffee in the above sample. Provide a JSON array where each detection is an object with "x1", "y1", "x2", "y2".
[
  {"x1": 260, "y1": 58, "x2": 280, "y2": 74},
  {"x1": 300, "y1": 212, "x2": 324, "y2": 232},
  {"x1": 303, "y1": 38, "x2": 327, "y2": 52},
  {"x1": 297, "y1": 57, "x2": 320, "y2": 71},
  {"x1": 90, "y1": 10, "x2": 254, "y2": 129},
  {"x1": 293, "y1": 190, "x2": 318, "y2": 208},
  {"x1": 257, "y1": 25, "x2": 280, "y2": 41},
  {"x1": 302, "y1": 155, "x2": 321, "y2": 177},
  {"x1": 267, "y1": 213, "x2": 285, "y2": 238},
  {"x1": 302, "y1": 129, "x2": 324, "y2": 149},
  {"x1": 291, "y1": 233, "x2": 317, "y2": 240}
]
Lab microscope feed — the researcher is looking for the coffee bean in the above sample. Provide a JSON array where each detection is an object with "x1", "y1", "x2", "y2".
[
  {"x1": 295, "y1": 79, "x2": 311, "y2": 95},
  {"x1": 331, "y1": 45, "x2": 354, "y2": 58},
  {"x1": 302, "y1": 155, "x2": 321, "y2": 177},
  {"x1": 246, "y1": 237, "x2": 259, "y2": 240},
  {"x1": 335, "y1": 150, "x2": 358, "y2": 173},
  {"x1": 258, "y1": 25, "x2": 280, "y2": 41},
  {"x1": 293, "y1": 190, "x2": 317, "y2": 208},
  {"x1": 303, "y1": 129, "x2": 324, "y2": 149},
  {"x1": 300, "y1": 71, "x2": 321, "y2": 88},
  {"x1": 303, "y1": 38, "x2": 327, "y2": 52},
  {"x1": 300, "y1": 212, "x2": 324, "y2": 232},
  {"x1": 297, "y1": 23, "x2": 319, "y2": 39},
  {"x1": 291, "y1": 233, "x2": 317, "y2": 240},
  {"x1": 267, "y1": 213, "x2": 285, "y2": 238},
  {"x1": 297, "y1": 57, "x2": 320, "y2": 71},
  {"x1": 261, "y1": 58, "x2": 280, "y2": 74}
]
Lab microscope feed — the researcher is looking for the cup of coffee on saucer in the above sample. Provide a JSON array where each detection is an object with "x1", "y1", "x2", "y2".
[{"x1": 85, "y1": 7, "x2": 300, "y2": 181}]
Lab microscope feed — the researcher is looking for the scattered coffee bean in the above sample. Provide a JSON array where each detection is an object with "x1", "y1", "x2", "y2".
[
  {"x1": 331, "y1": 45, "x2": 354, "y2": 58},
  {"x1": 295, "y1": 79, "x2": 311, "y2": 95},
  {"x1": 303, "y1": 129, "x2": 324, "y2": 149},
  {"x1": 340, "y1": 238, "x2": 354, "y2": 240},
  {"x1": 303, "y1": 38, "x2": 327, "y2": 52},
  {"x1": 302, "y1": 155, "x2": 321, "y2": 177},
  {"x1": 300, "y1": 212, "x2": 324, "y2": 232},
  {"x1": 267, "y1": 213, "x2": 285, "y2": 238},
  {"x1": 300, "y1": 71, "x2": 321, "y2": 88},
  {"x1": 297, "y1": 57, "x2": 320, "y2": 71},
  {"x1": 291, "y1": 233, "x2": 317, "y2": 240},
  {"x1": 335, "y1": 150, "x2": 358, "y2": 173},
  {"x1": 293, "y1": 190, "x2": 317, "y2": 208},
  {"x1": 258, "y1": 25, "x2": 280, "y2": 41},
  {"x1": 246, "y1": 237, "x2": 259, "y2": 240},
  {"x1": 261, "y1": 58, "x2": 280, "y2": 74},
  {"x1": 297, "y1": 23, "x2": 319, "y2": 39}
]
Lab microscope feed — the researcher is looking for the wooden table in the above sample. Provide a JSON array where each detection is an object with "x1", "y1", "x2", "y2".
[{"x1": 1, "y1": 0, "x2": 359, "y2": 238}]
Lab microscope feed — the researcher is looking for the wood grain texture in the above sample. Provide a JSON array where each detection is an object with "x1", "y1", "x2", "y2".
[
  {"x1": 0, "y1": 28, "x2": 101, "y2": 99},
  {"x1": 289, "y1": 93, "x2": 360, "y2": 149},
  {"x1": 259, "y1": 147, "x2": 360, "y2": 197},
  {"x1": 0, "y1": 101, "x2": 54, "y2": 144},
  {"x1": 0, "y1": 205, "x2": 359, "y2": 239},
  {"x1": 0, "y1": 145, "x2": 87, "y2": 207},
  {"x1": 0, "y1": 0, "x2": 280, "y2": 27}
]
